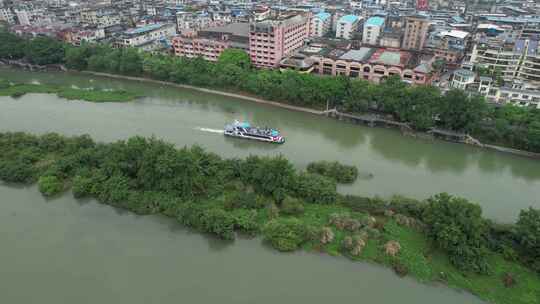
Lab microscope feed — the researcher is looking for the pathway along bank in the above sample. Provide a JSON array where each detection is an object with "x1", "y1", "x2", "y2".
[{"x1": 82, "y1": 71, "x2": 540, "y2": 160}]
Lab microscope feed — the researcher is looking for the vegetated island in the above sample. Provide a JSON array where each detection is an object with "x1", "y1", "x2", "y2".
[
  {"x1": 0, "y1": 78, "x2": 141, "y2": 102},
  {"x1": 0, "y1": 132, "x2": 539, "y2": 304}
]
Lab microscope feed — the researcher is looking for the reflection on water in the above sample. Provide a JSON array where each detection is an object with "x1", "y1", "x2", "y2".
[{"x1": 1, "y1": 67, "x2": 540, "y2": 222}]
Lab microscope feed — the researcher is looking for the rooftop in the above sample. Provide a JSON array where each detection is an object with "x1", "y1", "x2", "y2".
[
  {"x1": 369, "y1": 48, "x2": 411, "y2": 67},
  {"x1": 203, "y1": 22, "x2": 249, "y2": 37},
  {"x1": 125, "y1": 23, "x2": 165, "y2": 35},
  {"x1": 339, "y1": 48, "x2": 374, "y2": 61},
  {"x1": 315, "y1": 12, "x2": 330, "y2": 21},
  {"x1": 439, "y1": 30, "x2": 469, "y2": 40},
  {"x1": 339, "y1": 15, "x2": 359, "y2": 24},
  {"x1": 365, "y1": 16, "x2": 385, "y2": 27}
]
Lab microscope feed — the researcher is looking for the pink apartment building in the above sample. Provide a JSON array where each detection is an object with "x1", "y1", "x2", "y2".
[{"x1": 249, "y1": 14, "x2": 310, "y2": 68}]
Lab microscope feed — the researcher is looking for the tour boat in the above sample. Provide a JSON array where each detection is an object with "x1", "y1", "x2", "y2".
[{"x1": 224, "y1": 120, "x2": 285, "y2": 144}]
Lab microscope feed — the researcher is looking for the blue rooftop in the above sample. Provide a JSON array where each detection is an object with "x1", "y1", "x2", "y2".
[
  {"x1": 451, "y1": 16, "x2": 465, "y2": 23},
  {"x1": 315, "y1": 12, "x2": 331, "y2": 21},
  {"x1": 365, "y1": 16, "x2": 385, "y2": 27},
  {"x1": 339, "y1": 15, "x2": 359, "y2": 24}
]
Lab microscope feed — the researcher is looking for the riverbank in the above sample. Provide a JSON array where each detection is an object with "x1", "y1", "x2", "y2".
[
  {"x1": 0, "y1": 80, "x2": 141, "y2": 102},
  {"x1": 83, "y1": 71, "x2": 325, "y2": 115},
  {"x1": 1, "y1": 131, "x2": 539, "y2": 304},
  {"x1": 83, "y1": 70, "x2": 540, "y2": 160}
]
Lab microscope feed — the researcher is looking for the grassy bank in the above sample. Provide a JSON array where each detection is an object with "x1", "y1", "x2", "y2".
[
  {"x1": 0, "y1": 132, "x2": 539, "y2": 304},
  {"x1": 0, "y1": 80, "x2": 141, "y2": 102}
]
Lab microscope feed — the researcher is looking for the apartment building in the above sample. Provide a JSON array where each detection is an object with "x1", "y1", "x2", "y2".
[
  {"x1": 519, "y1": 40, "x2": 540, "y2": 83},
  {"x1": 363, "y1": 16, "x2": 385, "y2": 45},
  {"x1": 310, "y1": 12, "x2": 331, "y2": 37},
  {"x1": 0, "y1": 7, "x2": 15, "y2": 24},
  {"x1": 249, "y1": 13, "x2": 310, "y2": 68},
  {"x1": 469, "y1": 37, "x2": 521, "y2": 81},
  {"x1": 336, "y1": 15, "x2": 360, "y2": 39},
  {"x1": 402, "y1": 14, "x2": 431, "y2": 50},
  {"x1": 172, "y1": 23, "x2": 249, "y2": 61},
  {"x1": 80, "y1": 8, "x2": 121, "y2": 28}
]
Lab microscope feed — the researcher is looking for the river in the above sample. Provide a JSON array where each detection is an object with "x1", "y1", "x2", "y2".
[
  {"x1": 1, "y1": 67, "x2": 539, "y2": 223},
  {"x1": 0, "y1": 184, "x2": 484, "y2": 304},
  {"x1": 3, "y1": 67, "x2": 536, "y2": 304}
]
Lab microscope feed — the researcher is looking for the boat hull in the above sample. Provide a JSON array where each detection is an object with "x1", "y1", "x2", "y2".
[{"x1": 224, "y1": 131, "x2": 285, "y2": 144}]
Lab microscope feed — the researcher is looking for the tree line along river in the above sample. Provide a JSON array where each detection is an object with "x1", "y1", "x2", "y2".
[{"x1": 0, "y1": 67, "x2": 538, "y2": 304}]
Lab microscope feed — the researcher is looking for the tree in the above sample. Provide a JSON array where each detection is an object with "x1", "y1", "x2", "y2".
[
  {"x1": 396, "y1": 85, "x2": 440, "y2": 130},
  {"x1": 517, "y1": 207, "x2": 540, "y2": 268},
  {"x1": 242, "y1": 155, "x2": 296, "y2": 202},
  {"x1": 64, "y1": 45, "x2": 92, "y2": 70},
  {"x1": 439, "y1": 90, "x2": 487, "y2": 132},
  {"x1": 0, "y1": 31, "x2": 26, "y2": 59},
  {"x1": 217, "y1": 49, "x2": 251, "y2": 70},
  {"x1": 24, "y1": 36, "x2": 65, "y2": 65},
  {"x1": 343, "y1": 79, "x2": 371, "y2": 113},
  {"x1": 374, "y1": 75, "x2": 407, "y2": 113},
  {"x1": 423, "y1": 193, "x2": 490, "y2": 274},
  {"x1": 295, "y1": 172, "x2": 337, "y2": 204}
]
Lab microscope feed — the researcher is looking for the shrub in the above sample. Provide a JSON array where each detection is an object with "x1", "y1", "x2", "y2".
[
  {"x1": 200, "y1": 208, "x2": 236, "y2": 240},
  {"x1": 388, "y1": 195, "x2": 426, "y2": 219},
  {"x1": 295, "y1": 172, "x2": 337, "y2": 204},
  {"x1": 392, "y1": 260, "x2": 409, "y2": 277},
  {"x1": 72, "y1": 174, "x2": 95, "y2": 198},
  {"x1": 37, "y1": 175, "x2": 64, "y2": 196},
  {"x1": 516, "y1": 207, "x2": 540, "y2": 263},
  {"x1": 0, "y1": 157, "x2": 36, "y2": 183},
  {"x1": 233, "y1": 210, "x2": 259, "y2": 234},
  {"x1": 224, "y1": 191, "x2": 261, "y2": 210},
  {"x1": 280, "y1": 196, "x2": 304, "y2": 216},
  {"x1": 178, "y1": 203, "x2": 235, "y2": 240},
  {"x1": 422, "y1": 193, "x2": 490, "y2": 274},
  {"x1": 263, "y1": 218, "x2": 308, "y2": 251},
  {"x1": 340, "y1": 195, "x2": 387, "y2": 213},
  {"x1": 306, "y1": 160, "x2": 358, "y2": 183},
  {"x1": 502, "y1": 273, "x2": 516, "y2": 288}
]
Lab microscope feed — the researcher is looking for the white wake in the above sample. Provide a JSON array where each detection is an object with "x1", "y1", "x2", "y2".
[{"x1": 195, "y1": 127, "x2": 224, "y2": 134}]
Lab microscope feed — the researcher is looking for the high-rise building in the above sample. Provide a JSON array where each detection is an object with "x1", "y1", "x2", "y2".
[
  {"x1": 363, "y1": 16, "x2": 385, "y2": 45},
  {"x1": 249, "y1": 14, "x2": 310, "y2": 68},
  {"x1": 416, "y1": 0, "x2": 429, "y2": 11},
  {"x1": 401, "y1": 15, "x2": 430, "y2": 51},
  {"x1": 310, "y1": 12, "x2": 331, "y2": 37},
  {"x1": 336, "y1": 15, "x2": 360, "y2": 40}
]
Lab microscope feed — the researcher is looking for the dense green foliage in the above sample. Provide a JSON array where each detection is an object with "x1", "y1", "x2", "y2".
[
  {"x1": 2, "y1": 30, "x2": 540, "y2": 152},
  {"x1": 517, "y1": 208, "x2": 540, "y2": 272},
  {"x1": 306, "y1": 160, "x2": 358, "y2": 183},
  {"x1": 38, "y1": 175, "x2": 64, "y2": 196},
  {"x1": 423, "y1": 193, "x2": 490, "y2": 274},
  {"x1": 0, "y1": 80, "x2": 140, "y2": 102},
  {"x1": 0, "y1": 131, "x2": 540, "y2": 304},
  {"x1": 263, "y1": 218, "x2": 309, "y2": 251}
]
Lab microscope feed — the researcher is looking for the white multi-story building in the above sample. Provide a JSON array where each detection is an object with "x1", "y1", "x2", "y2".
[
  {"x1": 0, "y1": 7, "x2": 15, "y2": 24},
  {"x1": 80, "y1": 8, "x2": 120, "y2": 28},
  {"x1": 336, "y1": 15, "x2": 360, "y2": 39},
  {"x1": 363, "y1": 16, "x2": 385, "y2": 45},
  {"x1": 118, "y1": 23, "x2": 176, "y2": 50},
  {"x1": 470, "y1": 38, "x2": 540, "y2": 84},
  {"x1": 310, "y1": 12, "x2": 331, "y2": 37},
  {"x1": 451, "y1": 68, "x2": 476, "y2": 90}
]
